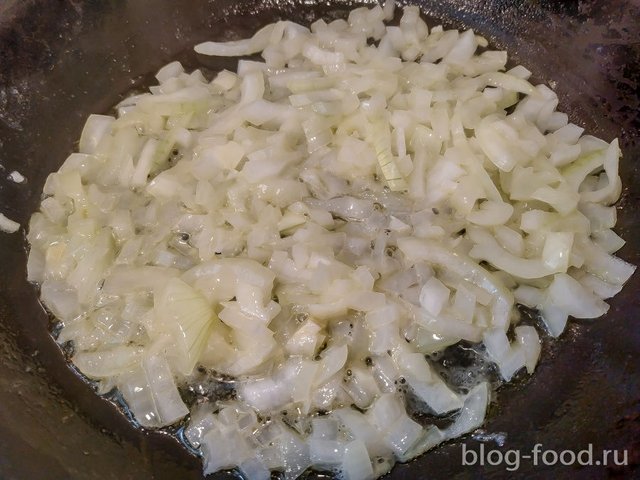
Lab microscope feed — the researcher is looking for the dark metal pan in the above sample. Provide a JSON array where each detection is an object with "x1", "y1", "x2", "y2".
[{"x1": 1, "y1": 1, "x2": 638, "y2": 478}]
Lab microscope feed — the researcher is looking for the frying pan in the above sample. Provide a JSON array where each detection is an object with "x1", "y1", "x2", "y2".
[{"x1": 1, "y1": 1, "x2": 638, "y2": 478}]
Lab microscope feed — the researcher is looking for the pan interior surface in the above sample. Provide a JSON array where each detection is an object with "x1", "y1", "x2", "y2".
[{"x1": 0, "y1": 1, "x2": 638, "y2": 479}]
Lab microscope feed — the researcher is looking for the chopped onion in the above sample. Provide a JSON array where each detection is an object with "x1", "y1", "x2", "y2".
[
  {"x1": 8, "y1": 170, "x2": 26, "y2": 183},
  {"x1": 27, "y1": 3, "x2": 634, "y2": 480},
  {"x1": 79, "y1": 114, "x2": 114, "y2": 154},
  {"x1": 0, "y1": 212, "x2": 20, "y2": 233},
  {"x1": 153, "y1": 278, "x2": 219, "y2": 375}
]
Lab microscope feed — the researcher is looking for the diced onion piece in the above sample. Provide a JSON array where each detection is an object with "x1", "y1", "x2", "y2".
[
  {"x1": 466, "y1": 200, "x2": 514, "y2": 226},
  {"x1": 143, "y1": 354, "x2": 190, "y2": 425},
  {"x1": 546, "y1": 273, "x2": 610, "y2": 320},
  {"x1": 154, "y1": 278, "x2": 219, "y2": 376},
  {"x1": 79, "y1": 114, "x2": 114, "y2": 154},
  {"x1": 419, "y1": 277, "x2": 450, "y2": 316},
  {"x1": 444, "y1": 382, "x2": 489, "y2": 439},
  {"x1": 370, "y1": 120, "x2": 407, "y2": 191},
  {"x1": 514, "y1": 326, "x2": 540, "y2": 374},
  {"x1": 195, "y1": 23, "x2": 280, "y2": 57},
  {"x1": 119, "y1": 355, "x2": 189, "y2": 428},
  {"x1": 73, "y1": 346, "x2": 144, "y2": 378},
  {"x1": 0, "y1": 212, "x2": 20, "y2": 233},
  {"x1": 315, "y1": 344, "x2": 349, "y2": 386},
  {"x1": 542, "y1": 232, "x2": 574, "y2": 272},
  {"x1": 8, "y1": 170, "x2": 26, "y2": 183}
]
